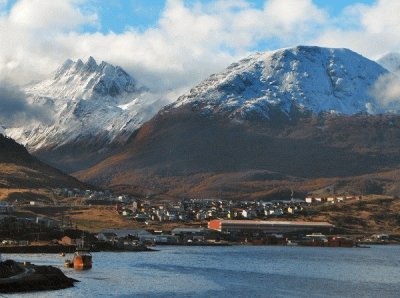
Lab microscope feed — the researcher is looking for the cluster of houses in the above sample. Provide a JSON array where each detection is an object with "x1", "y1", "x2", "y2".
[
  {"x1": 55, "y1": 188, "x2": 110, "y2": 198},
  {"x1": 113, "y1": 194, "x2": 364, "y2": 224},
  {"x1": 305, "y1": 195, "x2": 362, "y2": 204},
  {"x1": 115, "y1": 199, "x2": 311, "y2": 223}
]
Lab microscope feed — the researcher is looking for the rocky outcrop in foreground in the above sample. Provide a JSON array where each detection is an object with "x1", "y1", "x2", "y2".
[{"x1": 0, "y1": 260, "x2": 77, "y2": 293}]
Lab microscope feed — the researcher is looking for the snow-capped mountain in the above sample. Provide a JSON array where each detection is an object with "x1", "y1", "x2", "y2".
[
  {"x1": 6, "y1": 57, "x2": 156, "y2": 151},
  {"x1": 4, "y1": 57, "x2": 166, "y2": 172},
  {"x1": 377, "y1": 52, "x2": 400, "y2": 74},
  {"x1": 172, "y1": 46, "x2": 390, "y2": 118},
  {"x1": 31, "y1": 56, "x2": 141, "y2": 101}
]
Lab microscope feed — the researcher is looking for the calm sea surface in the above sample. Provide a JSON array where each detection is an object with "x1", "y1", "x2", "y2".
[{"x1": 4, "y1": 245, "x2": 400, "y2": 297}]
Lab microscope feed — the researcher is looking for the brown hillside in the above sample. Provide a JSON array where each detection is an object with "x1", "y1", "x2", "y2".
[
  {"x1": 76, "y1": 107, "x2": 400, "y2": 199},
  {"x1": 0, "y1": 134, "x2": 87, "y2": 198}
]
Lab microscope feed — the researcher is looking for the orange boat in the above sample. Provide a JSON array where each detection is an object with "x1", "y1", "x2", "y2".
[{"x1": 73, "y1": 248, "x2": 92, "y2": 270}]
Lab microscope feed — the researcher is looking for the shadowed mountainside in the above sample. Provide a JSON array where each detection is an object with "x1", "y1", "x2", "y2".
[{"x1": 76, "y1": 107, "x2": 400, "y2": 199}]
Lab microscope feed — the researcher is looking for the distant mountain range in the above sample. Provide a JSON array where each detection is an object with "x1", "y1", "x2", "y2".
[
  {"x1": 75, "y1": 46, "x2": 400, "y2": 199},
  {"x1": 3, "y1": 46, "x2": 400, "y2": 199}
]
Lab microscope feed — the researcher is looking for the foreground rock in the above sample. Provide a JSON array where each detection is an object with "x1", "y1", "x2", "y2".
[{"x1": 0, "y1": 260, "x2": 77, "y2": 293}]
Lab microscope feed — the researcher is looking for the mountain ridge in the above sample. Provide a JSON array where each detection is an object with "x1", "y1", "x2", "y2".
[
  {"x1": 75, "y1": 46, "x2": 400, "y2": 198},
  {"x1": 171, "y1": 46, "x2": 391, "y2": 119},
  {"x1": 4, "y1": 45, "x2": 400, "y2": 185}
]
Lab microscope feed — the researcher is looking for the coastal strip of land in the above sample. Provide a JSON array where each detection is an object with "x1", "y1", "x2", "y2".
[{"x1": 0, "y1": 244, "x2": 154, "y2": 254}]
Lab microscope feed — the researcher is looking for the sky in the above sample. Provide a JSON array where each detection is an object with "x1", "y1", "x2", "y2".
[{"x1": 0, "y1": 0, "x2": 399, "y2": 95}]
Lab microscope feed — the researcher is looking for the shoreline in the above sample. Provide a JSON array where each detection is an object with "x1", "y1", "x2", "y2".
[
  {"x1": 0, "y1": 241, "x2": 397, "y2": 254},
  {"x1": 0, "y1": 244, "x2": 155, "y2": 254}
]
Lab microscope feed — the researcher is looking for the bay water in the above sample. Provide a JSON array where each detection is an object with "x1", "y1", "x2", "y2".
[{"x1": 4, "y1": 245, "x2": 400, "y2": 297}]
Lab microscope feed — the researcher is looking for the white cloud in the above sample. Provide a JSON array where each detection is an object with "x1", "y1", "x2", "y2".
[
  {"x1": 0, "y1": 81, "x2": 53, "y2": 126},
  {"x1": 0, "y1": 0, "x2": 327, "y2": 93},
  {"x1": 0, "y1": 0, "x2": 399, "y2": 100},
  {"x1": 370, "y1": 73, "x2": 400, "y2": 111},
  {"x1": 361, "y1": 0, "x2": 400, "y2": 34},
  {"x1": 8, "y1": 0, "x2": 97, "y2": 31},
  {"x1": 313, "y1": 0, "x2": 400, "y2": 59},
  {"x1": 0, "y1": 0, "x2": 97, "y2": 83},
  {"x1": 54, "y1": 0, "x2": 327, "y2": 92}
]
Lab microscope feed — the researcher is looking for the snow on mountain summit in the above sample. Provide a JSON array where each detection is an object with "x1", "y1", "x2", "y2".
[
  {"x1": 29, "y1": 56, "x2": 141, "y2": 103},
  {"x1": 5, "y1": 57, "x2": 154, "y2": 152},
  {"x1": 173, "y1": 46, "x2": 389, "y2": 118}
]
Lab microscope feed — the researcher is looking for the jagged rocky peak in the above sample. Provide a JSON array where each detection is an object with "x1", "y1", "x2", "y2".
[
  {"x1": 54, "y1": 58, "x2": 76, "y2": 78},
  {"x1": 173, "y1": 45, "x2": 389, "y2": 118},
  {"x1": 6, "y1": 54, "x2": 156, "y2": 158},
  {"x1": 56, "y1": 56, "x2": 116, "y2": 77},
  {"x1": 84, "y1": 56, "x2": 98, "y2": 71},
  {"x1": 48, "y1": 56, "x2": 138, "y2": 98}
]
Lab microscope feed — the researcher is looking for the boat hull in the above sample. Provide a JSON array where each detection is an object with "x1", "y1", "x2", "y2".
[{"x1": 73, "y1": 254, "x2": 92, "y2": 270}]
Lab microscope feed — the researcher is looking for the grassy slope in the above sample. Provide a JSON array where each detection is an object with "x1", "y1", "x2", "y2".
[{"x1": 0, "y1": 135, "x2": 88, "y2": 201}]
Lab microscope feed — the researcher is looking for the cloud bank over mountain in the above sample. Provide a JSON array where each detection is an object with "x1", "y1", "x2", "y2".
[
  {"x1": 0, "y1": 0, "x2": 399, "y2": 96},
  {"x1": 370, "y1": 73, "x2": 400, "y2": 110},
  {"x1": 0, "y1": 82, "x2": 53, "y2": 126}
]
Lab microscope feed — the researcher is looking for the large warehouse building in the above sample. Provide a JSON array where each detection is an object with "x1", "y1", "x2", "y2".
[{"x1": 208, "y1": 219, "x2": 334, "y2": 234}]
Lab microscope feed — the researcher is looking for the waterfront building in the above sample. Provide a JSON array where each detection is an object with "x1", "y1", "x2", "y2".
[{"x1": 208, "y1": 219, "x2": 334, "y2": 234}]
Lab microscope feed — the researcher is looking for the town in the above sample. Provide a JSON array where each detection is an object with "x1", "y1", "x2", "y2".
[{"x1": 0, "y1": 187, "x2": 391, "y2": 251}]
